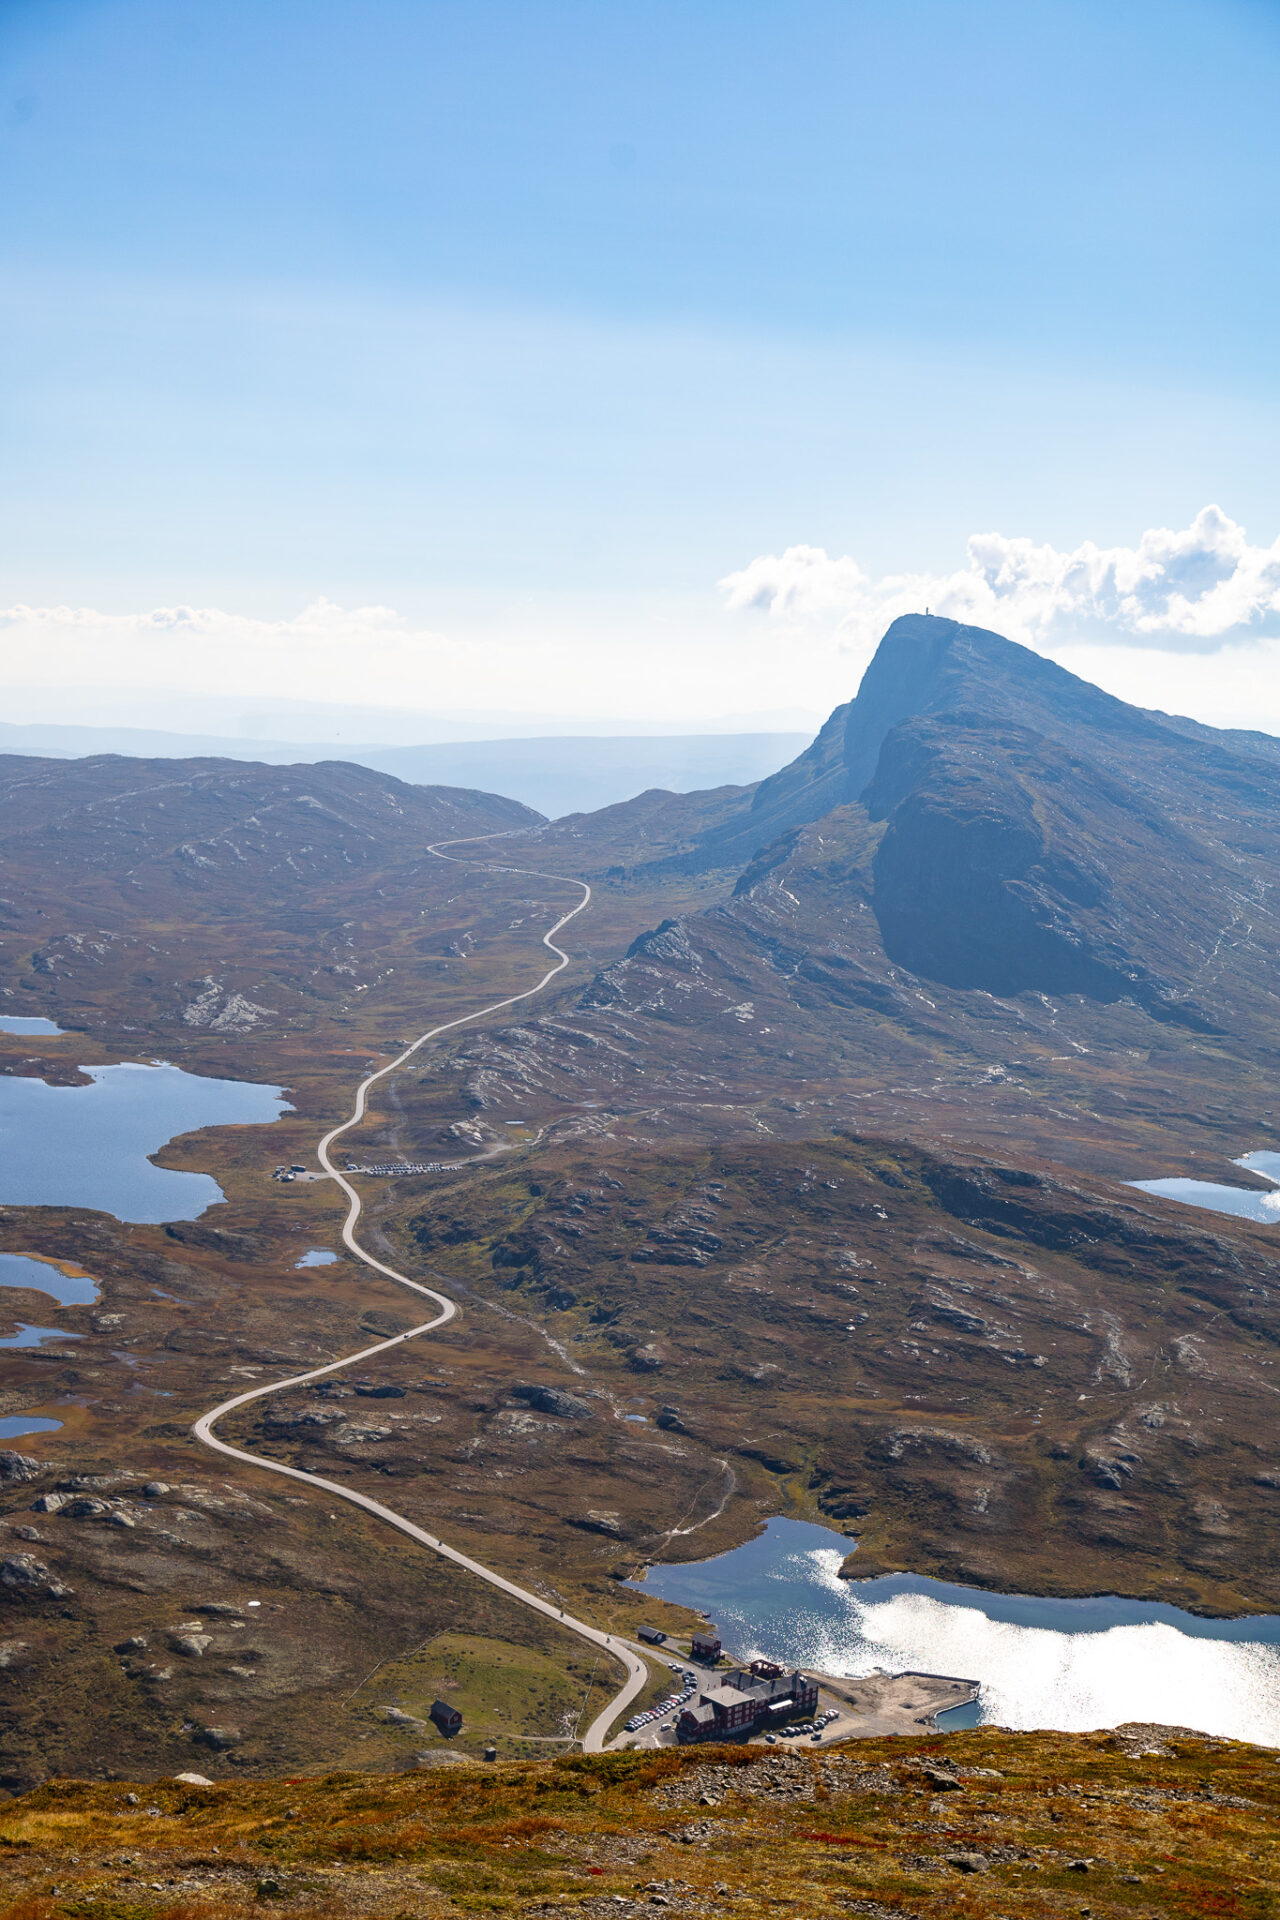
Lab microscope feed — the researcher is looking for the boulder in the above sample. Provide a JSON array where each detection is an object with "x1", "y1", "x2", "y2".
[
  {"x1": 195, "y1": 1726, "x2": 241, "y2": 1750},
  {"x1": 922, "y1": 1766, "x2": 964, "y2": 1791},
  {"x1": 570, "y1": 1510, "x2": 626, "y2": 1538},
  {"x1": 510, "y1": 1383, "x2": 593, "y2": 1420},
  {"x1": 0, "y1": 1551, "x2": 59, "y2": 1597},
  {"x1": 0, "y1": 1452, "x2": 43, "y2": 1485},
  {"x1": 170, "y1": 1633, "x2": 212, "y2": 1657},
  {"x1": 945, "y1": 1852, "x2": 988, "y2": 1874},
  {"x1": 384, "y1": 1707, "x2": 425, "y2": 1728}
]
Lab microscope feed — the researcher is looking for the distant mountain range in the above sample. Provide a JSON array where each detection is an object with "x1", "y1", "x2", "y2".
[{"x1": 0, "y1": 722, "x2": 810, "y2": 820}]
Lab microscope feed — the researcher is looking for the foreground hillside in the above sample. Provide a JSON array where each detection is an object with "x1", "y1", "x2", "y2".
[{"x1": 1, "y1": 1729, "x2": 1274, "y2": 1919}]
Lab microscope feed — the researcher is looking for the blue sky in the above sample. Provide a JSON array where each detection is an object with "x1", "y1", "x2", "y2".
[{"x1": 3, "y1": 0, "x2": 1280, "y2": 732}]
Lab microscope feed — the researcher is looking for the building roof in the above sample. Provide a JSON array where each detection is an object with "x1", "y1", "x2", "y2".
[
  {"x1": 703, "y1": 1685, "x2": 754, "y2": 1710},
  {"x1": 681, "y1": 1702, "x2": 717, "y2": 1726}
]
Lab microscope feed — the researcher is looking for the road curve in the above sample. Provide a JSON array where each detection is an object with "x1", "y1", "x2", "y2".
[{"x1": 192, "y1": 837, "x2": 648, "y2": 1753}]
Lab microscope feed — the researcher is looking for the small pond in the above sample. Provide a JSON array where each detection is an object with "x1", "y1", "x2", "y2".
[
  {"x1": 0, "y1": 1061, "x2": 290, "y2": 1222},
  {"x1": 633, "y1": 1518, "x2": 1280, "y2": 1745},
  {"x1": 0, "y1": 1415, "x2": 62, "y2": 1439},
  {"x1": 0, "y1": 1254, "x2": 99, "y2": 1308},
  {"x1": 1128, "y1": 1149, "x2": 1280, "y2": 1225},
  {"x1": 0, "y1": 1015, "x2": 64, "y2": 1036},
  {"x1": 295, "y1": 1249, "x2": 338, "y2": 1268},
  {"x1": 0, "y1": 1323, "x2": 81, "y2": 1349}
]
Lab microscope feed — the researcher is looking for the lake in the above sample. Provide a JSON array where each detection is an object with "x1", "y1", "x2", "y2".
[
  {"x1": 634, "y1": 1518, "x2": 1280, "y2": 1745},
  {"x1": 1128, "y1": 1149, "x2": 1280, "y2": 1225},
  {"x1": 0, "y1": 1254, "x2": 100, "y2": 1307},
  {"x1": 295, "y1": 1249, "x2": 338, "y2": 1268},
  {"x1": 0, "y1": 1016, "x2": 64, "y2": 1036},
  {"x1": 0, "y1": 1061, "x2": 290, "y2": 1222}
]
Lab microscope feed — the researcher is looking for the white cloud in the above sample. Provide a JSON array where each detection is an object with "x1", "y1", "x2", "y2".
[
  {"x1": 0, "y1": 590, "x2": 821, "y2": 733},
  {"x1": 6, "y1": 509, "x2": 1280, "y2": 742},
  {"x1": 0, "y1": 594, "x2": 415, "y2": 654},
  {"x1": 720, "y1": 506, "x2": 1280, "y2": 651}
]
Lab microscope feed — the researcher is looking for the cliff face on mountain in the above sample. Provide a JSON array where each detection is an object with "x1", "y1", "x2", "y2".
[
  {"x1": 579, "y1": 612, "x2": 1280, "y2": 1037},
  {"x1": 777, "y1": 615, "x2": 1280, "y2": 1034},
  {"x1": 532, "y1": 617, "x2": 1280, "y2": 1035},
  {"x1": 466, "y1": 615, "x2": 1280, "y2": 1174}
]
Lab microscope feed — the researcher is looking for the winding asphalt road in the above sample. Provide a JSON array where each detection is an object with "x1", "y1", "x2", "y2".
[{"x1": 192, "y1": 839, "x2": 649, "y2": 1753}]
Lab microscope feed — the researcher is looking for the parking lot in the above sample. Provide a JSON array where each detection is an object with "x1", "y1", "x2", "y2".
[{"x1": 617, "y1": 1673, "x2": 850, "y2": 1751}]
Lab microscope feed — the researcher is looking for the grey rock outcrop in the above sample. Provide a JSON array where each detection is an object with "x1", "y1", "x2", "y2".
[{"x1": 510, "y1": 1383, "x2": 593, "y2": 1420}]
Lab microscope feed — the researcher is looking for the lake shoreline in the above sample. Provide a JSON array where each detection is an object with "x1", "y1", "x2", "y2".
[{"x1": 633, "y1": 1517, "x2": 1280, "y2": 1744}]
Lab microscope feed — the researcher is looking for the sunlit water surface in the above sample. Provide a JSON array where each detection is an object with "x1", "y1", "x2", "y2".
[
  {"x1": 1128, "y1": 1149, "x2": 1280, "y2": 1225},
  {"x1": 634, "y1": 1518, "x2": 1280, "y2": 1744}
]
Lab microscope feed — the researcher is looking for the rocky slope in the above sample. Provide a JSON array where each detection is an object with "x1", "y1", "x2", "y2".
[
  {"x1": 7, "y1": 623, "x2": 1280, "y2": 1788},
  {"x1": 459, "y1": 614, "x2": 1280, "y2": 1172},
  {"x1": 0, "y1": 753, "x2": 540, "y2": 915},
  {"x1": 377, "y1": 1130, "x2": 1280, "y2": 1613},
  {"x1": 0, "y1": 1728, "x2": 1274, "y2": 1919},
  {"x1": 0, "y1": 755, "x2": 543, "y2": 1042}
]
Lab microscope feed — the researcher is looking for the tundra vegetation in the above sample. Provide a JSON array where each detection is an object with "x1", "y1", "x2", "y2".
[{"x1": 2, "y1": 620, "x2": 1280, "y2": 1861}]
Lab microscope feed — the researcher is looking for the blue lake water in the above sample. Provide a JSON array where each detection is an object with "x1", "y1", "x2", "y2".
[
  {"x1": 1128, "y1": 1149, "x2": 1280, "y2": 1225},
  {"x1": 0, "y1": 1415, "x2": 62, "y2": 1439},
  {"x1": 634, "y1": 1518, "x2": 1280, "y2": 1744},
  {"x1": 0, "y1": 1016, "x2": 64, "y2": 1036},
  {"x1": 295, "y1": 1249, "x2": 338, "y2": 1268},
  {"x1": 0, "y1": 1254, "x2": 99, "y2": 1307},
  {"x1": 0, "y1": 1061, "x2": 290, "y2": 1222},
  {"x1": 0, "y1": 1323, "x2": 81, "y2": 1349}
]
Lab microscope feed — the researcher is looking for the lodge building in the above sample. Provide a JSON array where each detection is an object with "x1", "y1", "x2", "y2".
[{"x1": 675, "y1": 1660, "x2": 818, "y2": 1743}]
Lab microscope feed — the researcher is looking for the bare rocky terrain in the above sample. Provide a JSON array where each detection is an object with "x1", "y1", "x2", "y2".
[{"x1": 4, "y1": 616, "x2": 1280, "y2": 1786}]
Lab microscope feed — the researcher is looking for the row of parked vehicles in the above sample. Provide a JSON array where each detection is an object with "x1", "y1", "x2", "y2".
[
  {"x1": 624, "y1": 1670, "x2": 699, "y2": 1733},
  {"x1": 766, "y1": 1707, "x2": 841, "y2": 1743}
]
